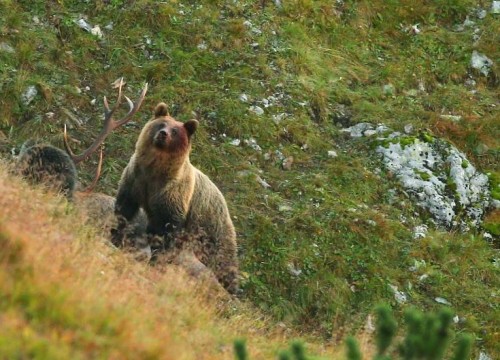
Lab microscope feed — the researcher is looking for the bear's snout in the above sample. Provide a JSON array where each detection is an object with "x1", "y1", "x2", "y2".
[
  {"x1": 158, "y1": 129, "x2": 168, "y2": 138},
  {"x1": 154, "y1": 129, "x2": 169, "y2": 148}
]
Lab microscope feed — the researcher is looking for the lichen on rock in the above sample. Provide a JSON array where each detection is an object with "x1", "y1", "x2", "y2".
[{"x1": 343, "y1": 123, "x2": 491, "y2": 231}]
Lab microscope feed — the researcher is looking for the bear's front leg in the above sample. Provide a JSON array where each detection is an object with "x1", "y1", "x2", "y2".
[
  {"x1": 146, "y1": 200, "x2": 186, "y2": 255},
  {"x1": 113, "y1": 181, "x2": 140, "y2": 247}
]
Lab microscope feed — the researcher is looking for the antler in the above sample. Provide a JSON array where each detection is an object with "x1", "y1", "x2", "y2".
[
  {"x1": 80, "y1": 145, "x2": 104, "y2": 193},
  {"x1": 64, "y1": 78, "x2": 149, "y2": 164}
]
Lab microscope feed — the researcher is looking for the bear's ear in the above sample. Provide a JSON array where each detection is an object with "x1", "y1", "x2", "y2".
[
  {"x1": 154, "y1": 102, "x2": 169, "y2": 117},
  {"x1": 184, "y1": 120, "x2": 199, "y2": 137}
]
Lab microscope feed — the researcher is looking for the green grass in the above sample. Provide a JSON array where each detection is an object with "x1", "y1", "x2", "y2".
[{"x1": 0, "y1": 0, "x2": 499, "y2": 357}]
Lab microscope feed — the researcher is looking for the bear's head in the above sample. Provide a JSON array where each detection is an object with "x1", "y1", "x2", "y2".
[{"x1": 136, "y1": 102, "x2": 198, "y2": 161}]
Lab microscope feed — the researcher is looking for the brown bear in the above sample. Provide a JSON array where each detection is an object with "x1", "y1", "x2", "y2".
[
  {"x1": 113, "y1": 103, "x2": 239, "y2": 294},
  {"x1": 17, "y1": 140, "x2": 77, "y2": 198}
]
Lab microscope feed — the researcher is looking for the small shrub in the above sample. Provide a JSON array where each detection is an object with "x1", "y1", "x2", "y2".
[
  {"x1": 233, "y1": 305, "x2": 473, "y2": 360},
  {"x1": 234, "y1": 339, "x2": 248, "y2": 360},
  {"x1": 346, "y1": 336, "x2": 362, "y2": 360}
]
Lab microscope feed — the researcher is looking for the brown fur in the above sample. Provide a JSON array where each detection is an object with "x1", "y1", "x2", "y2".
[
  {"x1": 16, "y1": 140, "x2": 77, "y2": 198},
  {"x1": 114, "y1": 102, "x2": 239, "y2": 293},
  {"x1": 154, "y1": 230, "x2": 228, "y2": 296}
]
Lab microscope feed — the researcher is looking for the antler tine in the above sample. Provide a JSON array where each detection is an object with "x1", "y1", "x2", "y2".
[
  {"x1": 113, "y1": 82, "x2": 149, "y2": 129},
  {"x1": 63, "y1": 124, "x2": 79, "y2": 161},
  {"x1": 103, "y1": 77, "x2": 124, "y2": 124},
  {"x1": 63, "y1": 79, "x2": 147, "y2": 164},
  {"x1": 81, "y1": 145, "x2": 104, "y2": 193}
]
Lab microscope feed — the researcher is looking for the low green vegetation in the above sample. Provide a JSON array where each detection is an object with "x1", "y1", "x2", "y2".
[
  {"x1": 235, "y1": 305, "x2": 474, "y2": 360},
  {"x1": 0, "y1": 0, "x2": 498, "y2": 357},
  {"x1": 347, "y1": 306, "x2": 474, "y2": 360}
]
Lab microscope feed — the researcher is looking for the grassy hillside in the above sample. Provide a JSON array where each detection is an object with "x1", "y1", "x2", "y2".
[
  {"x1": 0, "y1": 161, "x2": 345, "y2": 359},
  {"x1": 1, "y1": 0, "x2": 499, "y2": 358}
]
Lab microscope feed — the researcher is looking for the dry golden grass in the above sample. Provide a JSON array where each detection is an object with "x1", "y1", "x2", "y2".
[{"x1": 0, "y1": 161, "x2": 346, "y2": 359}]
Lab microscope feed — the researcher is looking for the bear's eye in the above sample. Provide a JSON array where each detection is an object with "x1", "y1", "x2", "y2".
[{"x1": 171, "y1": 128, "x2": 178, "y2": 136}]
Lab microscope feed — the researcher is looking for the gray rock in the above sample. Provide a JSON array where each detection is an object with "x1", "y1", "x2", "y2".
[
  {"x1": 383, "y1": 83, "x2": 395, "y2": 95},
  {"x1": 440, "y1": 114, "x2": 462, "y2": 122},
  {"x1": 472, "y1": 28, "x2": 482, "y2": 44},
  {"x1": 364, "y1": 129, "x2": 377, "y2": 137},
  {"x1": 475, "y1": 142, "x2": 490, "y2": 155},
  {"x1": 413, "y1": 224, "x2": 428, "y2": 239},
  {"x1": 90, "y1": 25, "x2": 103, "y2": 39},
  {"x1": 434, "y1": 297, "x2": 451, "y2": 305},
  {"x1": 328, "y1": 150, "x2": 338, "y2": 158},
  {"x1": 0, "y1": 42, "x2": 15, "y2": 53},
  {"x1": 272, "y1": 113, "x2": 287, "y2": 124},
  {"x1": 376, "y1": 124, "x2": 391, "y2": 134},
  {"x1": 249, "y1": 105, "x2": 264, "y2": 116},
  {"x1": 282, "y1": 156, "x2": 293, "y2": 170},
  {"x1": 197, "y1": 41, "x2": 207, "y2": 50},
  {"x1": 331, "y1": 103, "x2": 353, "y2": 127},
  {"x1": 244, "y1": 138, "x2": 262, "y2": 152},
  {"x1": 76, "y1": 18, "x2": 92, "y2": 32},
  {"x1": 492, "y1": 199, "x2": 500, "y2": 209},
  {"x1": 404, "y1": 89, "x2": 419, "y2": 97},
  {"x1": 465, "y1": 77, "x2": 477, "y2": 88},
  {"x1": 478, "y1": 352, "x2": 492, "y2": 360},
  {"x1": 476, "y1": 9, "x2": 488, "y2": 19},
  {"x1": 341, "y1": 122, "x2": 374, "y2": 138},
  {"x1": 454, "y1": 16, "x2": 475, "y2": 32},
  {"x1": 279, "y1": 204, "x2": 293, "y2": 212},
  {"x1": 471, "y1": 50, "x2": 493, "y2": 76},
  {"x1": 376, "y1": 136, "x2": 490, "y2": 229},
  {"x1": 342, "y1": 123, "x2": 392, "y2": 138},
  {"x1": 21, "y1": 86, "x2": 38, "y2": 106},
  {"x1": 256, "y1": 176, "x2": 271, "y2": 189},
  {"x1": 274, "y1": 150, "x2": 285, "y2": 160},
  {"x1": 492, "y1": 1, "x2": 500, "y2": 14},
  {"x1": 287, "y1": 263, "x2": 302, "y2": 277},
  {"x1": 389, "y1": 284, "x2": 407, "y2": 304}
]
